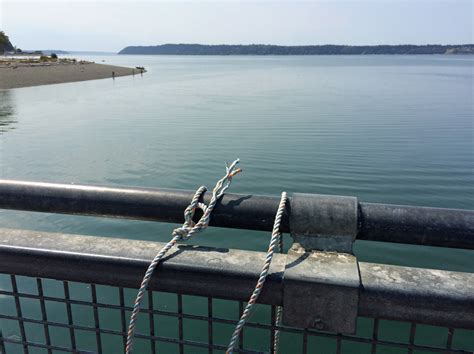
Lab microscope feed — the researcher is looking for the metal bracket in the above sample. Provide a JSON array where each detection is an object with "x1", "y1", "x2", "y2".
[
  {"x1": 289, "y1": 193, "x2": 358, "y2": 253},
  {"x1": 283, "y1": 249, "x2": 360, "y2": 333},
  {"x1": 283, "y1": 193, "x2": 361, "y2": 334}
]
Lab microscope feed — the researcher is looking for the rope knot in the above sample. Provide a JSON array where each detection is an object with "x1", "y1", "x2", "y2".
[{"x1": 173, "y1": 226, "x2": 191, "y2": 240}]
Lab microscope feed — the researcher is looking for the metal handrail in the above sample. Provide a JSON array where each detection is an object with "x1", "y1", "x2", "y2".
[{"x1": 0, "y1": 179, "x2": 473, "y2": 249}]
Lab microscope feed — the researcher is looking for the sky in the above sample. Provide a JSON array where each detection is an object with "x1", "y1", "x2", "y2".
[{"x1": 0, "y1": 0, "x2": 472, "y2": 52}]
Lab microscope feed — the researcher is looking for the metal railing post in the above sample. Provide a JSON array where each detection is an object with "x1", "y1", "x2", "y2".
[{"x1": 283, "y1": 193, "x2": 361, "y2": 334}]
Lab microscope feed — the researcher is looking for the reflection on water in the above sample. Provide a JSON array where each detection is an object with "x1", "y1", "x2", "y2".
[{"x1": 0, "y1": 91, "x2": 17, "y2": 133}]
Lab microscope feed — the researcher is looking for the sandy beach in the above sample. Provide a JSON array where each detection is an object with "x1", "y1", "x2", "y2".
[{"x1": 0, "y1": 61, "x2": 143, "y2": 89}]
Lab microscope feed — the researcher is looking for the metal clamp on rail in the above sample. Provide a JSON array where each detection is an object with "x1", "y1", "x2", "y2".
[{"x1": 283, "y1": 193, "x2": 360, "y2": 334}]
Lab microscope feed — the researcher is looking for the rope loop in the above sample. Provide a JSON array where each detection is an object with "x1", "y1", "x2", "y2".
[
  {"x1": 177, "y1": 186, "x2": 208, "y2": 240},
  {"x1": 183, "y1": 186, "x2": 208, "y2": 223}
]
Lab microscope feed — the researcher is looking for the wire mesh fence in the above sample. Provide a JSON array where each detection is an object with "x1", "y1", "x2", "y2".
[{"x1": 1, "y1": 274, "x2": 473, "y2": 354}]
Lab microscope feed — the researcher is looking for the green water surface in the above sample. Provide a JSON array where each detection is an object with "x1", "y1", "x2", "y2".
[{"x1": 0, "y1": 55, "x2": 473, "y2": 353}]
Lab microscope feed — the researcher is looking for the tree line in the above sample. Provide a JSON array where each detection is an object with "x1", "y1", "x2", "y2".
[
  {"x1": 119, "y1": 44, "x2": 474, "y2": 55},
  {"x1": 0, "y1": 31, "x2": 15, "y2": 54}
]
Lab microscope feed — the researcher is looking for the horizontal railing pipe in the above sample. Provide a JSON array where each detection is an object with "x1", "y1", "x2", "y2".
[
  {"x1": 358, "y1": 202, "x2": 474, "y2": 249},
  {"x1": 0, "y1": 179, "x2": 473, "y2": 249},
  {"x1": 1, "y1": 228, "x2": 473, "y2": 329},
  {"x1": 0, "y1": 179, "x2": 288, "y2": 232}
]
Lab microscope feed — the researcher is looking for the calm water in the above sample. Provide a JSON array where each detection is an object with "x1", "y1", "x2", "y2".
[{"x1": 0, "y1": 55, "x2": 473, "y2": 353}]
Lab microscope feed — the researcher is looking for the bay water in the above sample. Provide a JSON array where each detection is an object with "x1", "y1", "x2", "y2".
[{"x1": 0, "y1": 55, "x2": 473, "y2": 353}]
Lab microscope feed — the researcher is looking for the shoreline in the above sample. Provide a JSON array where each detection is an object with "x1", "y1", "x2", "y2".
[{"x1": 0, "y1": 61, "x2": 144, "y2": 90}]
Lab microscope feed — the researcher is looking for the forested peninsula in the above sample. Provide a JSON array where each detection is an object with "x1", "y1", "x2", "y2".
[{"x1": 119, "y1": 44, "x2": 474, "y2": 55}]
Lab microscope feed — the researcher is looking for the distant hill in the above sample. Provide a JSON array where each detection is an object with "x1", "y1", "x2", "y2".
[
  {"x1": 29, "y1": 50, "x2": 116, "y2": 55},
  {"x1": 39, "y1": 50, "x2": 69, "y2": 55},
  {"x1": 68, "y1": 51, "x2": 116, "y2": 55},
  {"x1": 0, "y1": 31, "x2": 14, "y2": 53},
  {"x1": 119, "y1": 44, "x2": 474, "y2": 55},
  {"x1": 25, "y1": 50, "x2": 118, "y2": 56}
]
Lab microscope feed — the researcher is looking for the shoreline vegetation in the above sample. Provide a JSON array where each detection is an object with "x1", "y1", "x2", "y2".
[
  {"x1": 118, "y1": 43, "x2": 474, "y2": 55},
  {"x1": 0, "y1": 56, "x2": 145, "y2": 90},
  {"x1": 0, "y1": 31, "x2": 14, "y2": 53}
]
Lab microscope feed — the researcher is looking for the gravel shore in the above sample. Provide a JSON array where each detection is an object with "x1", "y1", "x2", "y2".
[{"x1": 0, "y1": 62, "x2": 143, "y2": 89}]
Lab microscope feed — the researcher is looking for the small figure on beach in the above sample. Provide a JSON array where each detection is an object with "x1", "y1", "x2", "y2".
[
  {"x1": 135, "y1": 66, "x2": 145, "y2": 76},
  {"x1": 112, "y1": 71, "x2": 115, "y2": 80}
]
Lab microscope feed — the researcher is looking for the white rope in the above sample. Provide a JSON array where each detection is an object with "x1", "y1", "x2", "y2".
[
  {"x1": 126, "y1": 159, "x2": 242, "y2": 354},
  {"x1": 226, "y1": 192, "x2": 288, "y2": 354}
]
